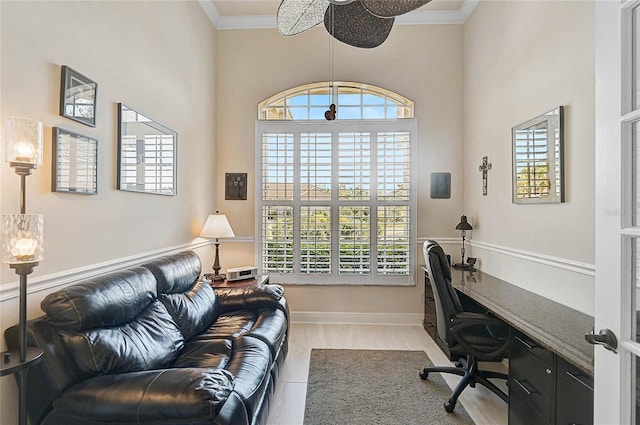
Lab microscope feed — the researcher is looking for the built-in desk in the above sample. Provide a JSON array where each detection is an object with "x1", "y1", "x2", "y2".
[
  {"x1": 422, "y1": 267, "x2": 596, "y2": 425},
  {"x1": 449, "y1": 268, "x2": 594, "y2": 375}
]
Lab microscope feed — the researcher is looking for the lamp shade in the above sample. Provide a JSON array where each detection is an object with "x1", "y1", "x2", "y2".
[
  {"x1": 2, "y1": 214, "x2": 44, "y2": 264},
  {"x1": 4, "y1": 117, "x2": 43, "y2": 165},
  {"x1": 455, "y1": 215, "x2": 473, "y2": 231},
  {"x1": 200, "y1": 212, "x2": 235, "y2": 239}
]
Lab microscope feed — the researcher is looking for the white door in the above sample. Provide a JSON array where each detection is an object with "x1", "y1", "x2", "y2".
[{"x1": 595, "y1": 2, "x2": 640, "y2": 424}]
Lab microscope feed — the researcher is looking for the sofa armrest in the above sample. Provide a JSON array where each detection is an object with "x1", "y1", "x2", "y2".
[
  {"x1": 214, "y1": 284, "x2": 285, "y2": 315},
  {"x1": 51, "y1": 368, "x2": 234, "y2": 423}
]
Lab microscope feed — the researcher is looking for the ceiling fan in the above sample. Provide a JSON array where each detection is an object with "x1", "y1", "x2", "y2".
[{"x1": 277, "y1": 0, "x2": 432, "y2": 49}]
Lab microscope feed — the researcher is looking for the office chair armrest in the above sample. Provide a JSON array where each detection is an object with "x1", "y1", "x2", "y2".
[
  {"x1": 450, "y1": 312, "x2": 509, "y2": 359},
  {"x1": 450, "y1": 312, "x2": 507, "y2": 330}
]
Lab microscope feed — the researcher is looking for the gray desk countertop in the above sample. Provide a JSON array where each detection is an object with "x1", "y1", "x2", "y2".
[{"x1": 450, "y1": 268, "x2": 594, "y2": 375}]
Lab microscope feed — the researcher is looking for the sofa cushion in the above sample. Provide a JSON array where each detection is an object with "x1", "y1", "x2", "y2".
[
  {"x1": 199, "y1": 312, "x2": 257, "y2": 339},
  {"x1": 160, "y1": 279, "x2": 218, "y2": 340},
  {"x1": 143, "y1": 251, "x2": 202, "y2": 294},
  {"x1": 215, "y1": 284, "x2": 285, "y2": 314},
  {"x1": 62, "y1": 300, "x2": 184, "y2": 375},
  {"x1": 41, "y1": 267, "x2": 157, "y2": 331},
  {"x1": 173, "y1": 338, "x2": 233, "y2": 369},
  {"x1": 224, "y1": 336, "x2": 272, "y2": 421},
  {"x1": 51, "y1": 368, "x2": 235, "y2": 423}
]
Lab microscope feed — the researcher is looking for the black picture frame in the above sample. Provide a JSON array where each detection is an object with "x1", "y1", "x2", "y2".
[
  {"x1": 60, "y1": 65, "x2": 97, "y2": 127},
  {"x1": 52, "y1": 127, "x2": 98, "y2": 195},
  {"x1": 225, "y1": 173, "x2": 247, "y2": 200},
  {"x1": 430, "y1": 172, "x2": 451, "y2": 199}
]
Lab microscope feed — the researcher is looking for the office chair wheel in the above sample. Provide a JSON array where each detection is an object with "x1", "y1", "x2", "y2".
[
  {"x1": 419, "y1": 370, "x2": 429, "y2": 380},
  {"x1": 444, "y1": 400, "x2": 456, "y2": 413}
]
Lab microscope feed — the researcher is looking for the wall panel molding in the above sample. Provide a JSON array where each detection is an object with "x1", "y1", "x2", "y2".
[
  {"x1": 470, "y1": 240, "x2": 595, "y2": 277},
  {"x1": 0, "y1": 240, "x2": 214, "y2": 302}
]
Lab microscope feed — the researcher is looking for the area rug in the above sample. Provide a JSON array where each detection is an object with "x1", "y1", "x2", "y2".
[{"x1": 303, "y1": 349, "x2": 474, "y2": 425}]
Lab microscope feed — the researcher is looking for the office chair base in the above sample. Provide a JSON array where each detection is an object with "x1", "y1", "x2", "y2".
[{"x1": 419, "y1": 356, "x2": 508, "y2": 413}]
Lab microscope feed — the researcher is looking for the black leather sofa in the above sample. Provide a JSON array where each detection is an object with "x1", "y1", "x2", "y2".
[{"x1": 4, "y1": 251, "x2": 289, "y2": 425}]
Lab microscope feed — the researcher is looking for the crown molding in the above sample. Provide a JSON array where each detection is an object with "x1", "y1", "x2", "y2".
[{"x1": 200, "y1": 0, "x2": 479, "y2": 30}]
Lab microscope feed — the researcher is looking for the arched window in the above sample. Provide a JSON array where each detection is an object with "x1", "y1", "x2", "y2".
[
  {"x1": 258, "y1": 81, "x2": 414, "y2": 120},
  {"x1": 256, "y1": 82, "x2": 417, "y2": 286}
]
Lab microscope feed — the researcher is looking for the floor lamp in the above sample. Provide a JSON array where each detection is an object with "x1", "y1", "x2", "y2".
[
  {"x1": 200, "y1": 211, "x2": 235, "y2": 281},
  {"x1": 1, "y1": 116, "x2": 45, "y2": 425}
]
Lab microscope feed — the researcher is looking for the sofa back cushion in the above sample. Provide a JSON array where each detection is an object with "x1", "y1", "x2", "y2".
[
  {"x1": 143, "y1": 251, "x2": 202, "y2": 294},
  {"x1": 160, "y1": 280, "x2": 218, "y2": 341},
  {"x1": 144, "y1": 251, "x2": 218, "y2": 340},
  {"x1": 62, "y1": 300, "x2": 184, "y2": 375},
  {"x1": 41, "y1": 266, "x2": 184, "y2": 375},
  {"x1": 41, "y1": 267, "x2": 158, "y2": 331}
]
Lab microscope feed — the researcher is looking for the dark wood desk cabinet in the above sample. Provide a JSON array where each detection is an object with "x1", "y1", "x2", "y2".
[
  {"x1": 422, "y1": 267, "x2": 594, "y2": 425},
  {"x1": 510, "y1": 329, "x2": 593, "y2": 425},
  {"x1": 422, "y1": 267, "x2": 437, "y2": 339}
]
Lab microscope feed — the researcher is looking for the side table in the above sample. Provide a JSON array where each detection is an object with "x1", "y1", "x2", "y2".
[{"x1": 207, "y1": 275, "x2": 269, "y2": 289}]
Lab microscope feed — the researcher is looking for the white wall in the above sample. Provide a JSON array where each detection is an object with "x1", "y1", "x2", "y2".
[
  {"x1": 215, "y1": 24, "x2": 466, "y2": 318},
  {"x1": 0, "y1": 2, "x2": 218, "y2": 424},
  {"x1": 463, "y1": 1, "x2": 596, "y2": 314}
]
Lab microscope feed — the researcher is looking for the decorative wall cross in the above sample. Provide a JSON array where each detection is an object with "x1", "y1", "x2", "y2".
[{"x1": 478, "y1": 156, "x2": 492, "y2": 196}]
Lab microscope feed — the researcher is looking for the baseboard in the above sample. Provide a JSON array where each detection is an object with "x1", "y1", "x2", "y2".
[
  {"x1": 0, "y1": 240, "x2": 214, "y2": 302},
  {"x1": 291, "y1": 311, "x2": 423, "y2": 326}
]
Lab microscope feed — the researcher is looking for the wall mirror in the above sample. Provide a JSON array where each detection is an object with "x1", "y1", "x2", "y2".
[
  {"x1": 53, "y1": 127, "x2": 98, "y2": 195},
  {"x1": 60, "y1": 65, "x2": 97, "y2": 127},
  {"x1": 512, "y1": 106, "x2": 564, "y2": 204},
  {"x1": 117, "y1": 103, "x2": 177, "y2": 196}
]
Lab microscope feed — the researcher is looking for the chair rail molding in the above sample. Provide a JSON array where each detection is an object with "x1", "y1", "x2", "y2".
[
  {"x1": 470, "y1": 240, "x2": 595, "y2": 277},
  {"x1": 0, "y1": 240, "x2": 218, "y2": 302}
]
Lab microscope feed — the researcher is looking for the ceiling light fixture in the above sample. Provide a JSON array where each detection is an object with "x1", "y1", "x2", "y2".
[{"x1": 277, "y1": 0, "x2": 432, "y2": 48}]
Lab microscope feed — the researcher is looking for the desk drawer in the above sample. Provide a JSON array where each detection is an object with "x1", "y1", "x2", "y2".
[
  {"x1": 423, "y1": 311, "x2": 437, "y2": 338},
  {"x1": 510, "y1": 330, "x2": 554, "y2": 422},
  {"x1": 511, "y1": 330, "x2": 554, "y2": 366},
  {"x1": 509, "y1": 354, "x2": 554, "y2": 422},
  {"x1": 555, "y1": 357, "x2": 593, "y2": 425}
]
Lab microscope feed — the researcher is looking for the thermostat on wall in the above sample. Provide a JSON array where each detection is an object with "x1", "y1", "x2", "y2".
[{"x1": 226, "y1": 266, "x2": 258, "y2": 282}]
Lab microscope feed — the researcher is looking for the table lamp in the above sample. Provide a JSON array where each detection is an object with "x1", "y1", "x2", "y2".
[
  {"x1": 200, "y1": 211, "x2": 235, "y2": 281},
  {"x1": 453, "y1": 214, "x2": 473, "y2": 269}
]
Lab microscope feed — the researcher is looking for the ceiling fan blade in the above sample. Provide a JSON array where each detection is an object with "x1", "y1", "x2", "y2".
[
  {"x1": 361, "y1": 0, "x2": 432, "y2": 18},
  {"x1": 277, "y1": 0, "x2": 330, "y2": 36},
  {"x1": 324, "y1": 1, "x2": 394, "y2": 48}
]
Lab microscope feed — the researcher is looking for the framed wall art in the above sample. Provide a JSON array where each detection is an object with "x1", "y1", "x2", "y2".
[
  {"x1": 60, "y1": 65, "x2": 98, "y2": 127},
  {"x1": 225, "y1": 173, "x2": 247, "y2": 200},
  {"x1": 52, "y1": 127, "x2": 98, "y2": 195},
  {"x1": 430, "y1": 172, "x2": 451, "y2": 199}
]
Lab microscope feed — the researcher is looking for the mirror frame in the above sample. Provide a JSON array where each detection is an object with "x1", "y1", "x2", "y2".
[
  {"x1": 512, "y1": 106, "x2": 564, "y2": 204},
  {"x1": 60, "y1": 65, "x2": 97, "y2": 127},
  {"x1": 117, "y1": 103, "x2": 177, "y2": 196}
]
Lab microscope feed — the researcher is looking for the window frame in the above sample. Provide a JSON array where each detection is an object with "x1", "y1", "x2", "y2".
[{"x1": 255, "y1": 118, "x2": 417, "y2": 286}]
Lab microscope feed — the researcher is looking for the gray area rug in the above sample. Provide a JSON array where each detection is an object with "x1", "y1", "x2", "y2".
[{"x1": 303, "y1": 349, "x2": 475, "y2": 425}]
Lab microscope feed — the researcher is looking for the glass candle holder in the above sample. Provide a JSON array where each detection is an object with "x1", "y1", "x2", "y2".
[{"x1": 2, "y1": 214, "x2": 44, "y2": 264}]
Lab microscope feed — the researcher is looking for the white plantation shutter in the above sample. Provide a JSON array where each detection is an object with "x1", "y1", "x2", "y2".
[{"x1": 257, "y1": 120, "x2": 416, "y2": 285}]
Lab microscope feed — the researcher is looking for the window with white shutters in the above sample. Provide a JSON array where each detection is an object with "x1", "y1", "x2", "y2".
[{"x1": 256, "y1": 82, "x2": 416, "y2": 286}]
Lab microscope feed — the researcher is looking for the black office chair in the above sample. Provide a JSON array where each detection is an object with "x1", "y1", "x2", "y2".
[{"x1": 419, "y1": 240, "x2": 509, "y2": 413}]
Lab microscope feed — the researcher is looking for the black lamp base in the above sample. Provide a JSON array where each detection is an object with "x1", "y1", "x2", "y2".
[{"x1": 452, "y1": 263, "x2": 472, "y2": 270}]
